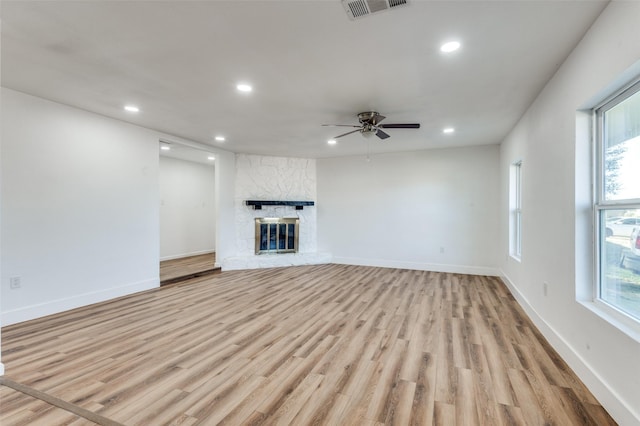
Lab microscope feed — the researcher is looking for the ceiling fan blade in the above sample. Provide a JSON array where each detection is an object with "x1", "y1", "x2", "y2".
[
  {"x1": 321, "y1": 124, "x2": 361, "y2": 128},
  {"x1": 371, "y1": 114, "x2": 386, "y2": 125},
  {"x1": 379, "y1": 123, "x2": 420, "y2": 129},
  {"x1": 334, "y1": 129, "x2": 362, "y2": 139},
  {"x1": 376, "y1": 129, "x2": 391, "y2": 140}
]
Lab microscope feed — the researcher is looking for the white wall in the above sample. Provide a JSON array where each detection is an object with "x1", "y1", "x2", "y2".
[
  {"x1": 0, "y1": 88, "x2": 160, "y2": 324},
  {"x1": 0, "y1": 88, "x2": 237, "y2": 326},
  {"x1": 213, "y1": 149, "x2": 237, "y2": 268},
  {"x1": 317, "y1": 145, "x2": 500, "y2": 275},
  {"x1": 160, "y1": 156, "x2": 215, "y2": 260},
  {"x1": 499, "y1": 2, "x2": 640, "y2": 424}
]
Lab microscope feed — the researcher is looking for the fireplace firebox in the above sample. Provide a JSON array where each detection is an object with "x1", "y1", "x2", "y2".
[{"x1": 255, "y1": 217, "x2": 299, "y2": 254}]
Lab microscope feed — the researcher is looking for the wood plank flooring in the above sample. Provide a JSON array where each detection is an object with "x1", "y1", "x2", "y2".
[
  {"x1": 1, "y1": 264, "x2": 616, "y2": 425},
  {"x1": 0, "y1": 385, "x2": 98, "y2": 425},
  {"x1": 160, "y1": 253, "x2": 218, "y2": 285}
]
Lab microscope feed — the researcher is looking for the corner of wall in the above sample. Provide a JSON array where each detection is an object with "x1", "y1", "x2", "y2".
[{"x1": 499, "y1": 270, "x2": 639, "y2": 426}]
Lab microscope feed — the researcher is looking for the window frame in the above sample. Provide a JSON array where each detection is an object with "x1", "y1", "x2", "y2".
[
  {"x1": 592, "y1": 78, "x2": 640, "y2": 326},
  {"x1": 510, "y1": 160, "x2": 522, "y2": 261}
]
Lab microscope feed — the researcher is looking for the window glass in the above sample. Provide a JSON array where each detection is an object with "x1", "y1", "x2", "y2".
[
  {"x1": 596, "y1": 81, "x2": 640, "y2": 321},
  {"x1": 603, "y1": 90, "x2": 640, "y2": 201},
  {"x1": 600, "y1": 208, "x2": 640, "y2": 319}
]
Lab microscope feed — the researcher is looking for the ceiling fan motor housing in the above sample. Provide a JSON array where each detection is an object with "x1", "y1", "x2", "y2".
[{"x1": 358, "y1": 111, "x2": 379, "y2": 124}]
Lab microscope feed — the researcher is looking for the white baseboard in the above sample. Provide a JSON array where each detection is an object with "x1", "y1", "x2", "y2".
[
  {"x1": 500, "y1": 271, "x2": 639, "y2": 426},
  {"x1": 1, "y1": 279, "x2": 159, "y2": 326},
  {"x1": 160, "y1": 249, "x2": 215, "y2": 261},
  {"x1": 332, "y1": 256, "x2": 500, "y2": 276}
]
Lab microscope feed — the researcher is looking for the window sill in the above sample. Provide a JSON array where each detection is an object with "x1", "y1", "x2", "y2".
[{"x1": 578, "y1": 300, "x2": 640, "y2": 343}]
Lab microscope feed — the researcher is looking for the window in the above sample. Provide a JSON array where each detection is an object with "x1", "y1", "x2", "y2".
[
  {"x1": 595, "y1": 79, "x2": 640, "y2": 322},
  {"x1": 510, "y1": 161, "x2": 522, "y2": 260}
]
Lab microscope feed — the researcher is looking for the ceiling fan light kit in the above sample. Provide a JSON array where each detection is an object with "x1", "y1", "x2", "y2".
[
  {"x1": 323, "y1": 111, "x2": 420, "y2": 141},
  {"x1": 362, "y1": 126, "x2": 377, "y2": 138}
]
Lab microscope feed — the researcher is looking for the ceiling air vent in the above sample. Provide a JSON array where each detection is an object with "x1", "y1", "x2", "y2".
[{"x1": 342, "y1": 0, "x2": 408, "y2": 20}]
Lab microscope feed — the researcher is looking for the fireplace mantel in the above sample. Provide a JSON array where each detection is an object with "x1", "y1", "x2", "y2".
[{"x1": 245, "y1": 200, "x2": 315, "y2": 210}]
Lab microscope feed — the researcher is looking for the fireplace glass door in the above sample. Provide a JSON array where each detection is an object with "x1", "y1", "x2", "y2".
[{"x1": 255, "y1": 217, "x2": 299, "y2": 254}]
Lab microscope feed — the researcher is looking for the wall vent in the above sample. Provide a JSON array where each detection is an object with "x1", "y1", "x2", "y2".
[{"x1": 342, "y1": 0, "x2": 408, "y2": 20}]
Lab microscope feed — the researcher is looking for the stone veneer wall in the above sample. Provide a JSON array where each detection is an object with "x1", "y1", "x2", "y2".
[{"x1": 222, "y1": 154, "x2": 330, "y2": 270}]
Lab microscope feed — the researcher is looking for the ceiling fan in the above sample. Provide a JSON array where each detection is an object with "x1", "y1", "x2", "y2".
[{"x1": 323, "y1": 111, "x2": 420, "y2": 140}]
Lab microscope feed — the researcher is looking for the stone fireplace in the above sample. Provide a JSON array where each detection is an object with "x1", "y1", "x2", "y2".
[{"x1": 221, "y1": 154, "x2": 331, "y2": 270}]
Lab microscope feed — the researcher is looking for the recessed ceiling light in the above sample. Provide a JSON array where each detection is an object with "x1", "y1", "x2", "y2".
[
  {"x1": 327, "y1": 139, "x2": 337, "y2": 145},
  {"x1": 440, "y1": 41, "x2": 461, "y2": 53},
  {"x1": 443, "y1": 127, "x2": 455, "y2": 134},
  {"x1": 215, "y1": 136, "x2": 226, "y2": 142},
  {"x1": 124, "y1": 105, "x2": 140, "y2": 113},
  {"x1": 207, "y1": 156, "x2": 215, "y2": 161},
  {"x1": 236, "y1": 83, "x2": 252, "y2": 93},
  {"x1": 160, "y1": 146, "x2": 170, "y2": 151}
]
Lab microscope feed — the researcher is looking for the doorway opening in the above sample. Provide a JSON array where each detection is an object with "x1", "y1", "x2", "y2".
[{"x1": 158, "y1": 140, "x2": 219, "y2": 284}]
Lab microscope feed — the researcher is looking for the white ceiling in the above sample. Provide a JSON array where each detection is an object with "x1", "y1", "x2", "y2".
[
  {"x1": 159, "y1": 141, "x2": 217, "y2": 167},
  {"x1": 1, "y1": 0, "x2": 608, "y2": 159}
]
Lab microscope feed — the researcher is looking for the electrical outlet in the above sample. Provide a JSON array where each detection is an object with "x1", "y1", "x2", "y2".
[
  {"x1": 543, "y1": 282, "x2": 548, "y2": 297},
  {"x1": 10, "y1": 276, "x2": 22, "y2": 289}
]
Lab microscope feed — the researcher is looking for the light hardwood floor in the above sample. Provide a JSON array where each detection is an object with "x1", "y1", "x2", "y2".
[
  {"x1": 160, "y1": 253, "x2": 218, "y2": 285},
  {"x1": 0, "y1": 385, "x2": 98, "y2": 425},
  {"x1": 1, "y1": 264, "x2": 616, "y2": 425}
]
